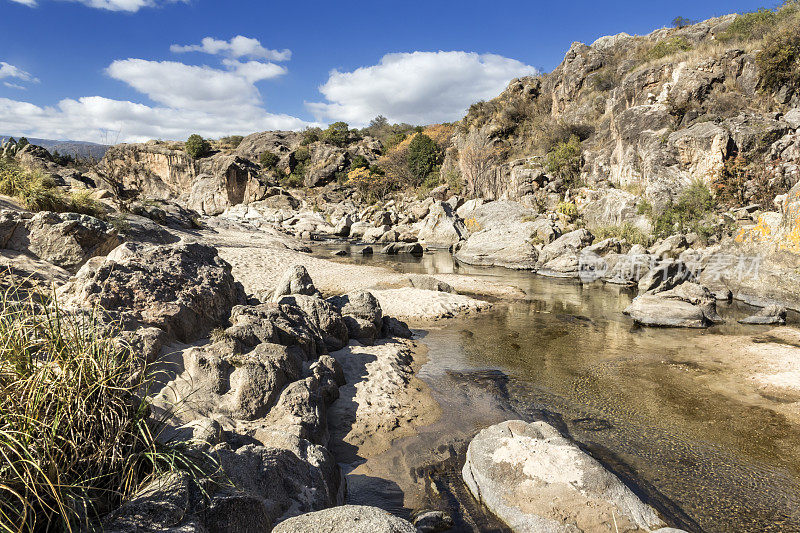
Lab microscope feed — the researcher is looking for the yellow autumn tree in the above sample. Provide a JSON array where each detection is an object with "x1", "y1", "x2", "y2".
[{"x1": 377, "y1": 124, "x2": 455, "y2": 188}]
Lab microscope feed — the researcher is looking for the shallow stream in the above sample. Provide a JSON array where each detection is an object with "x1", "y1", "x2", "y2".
[{"x1": 317, "y1": 244, "x2": 800, "y2": 532}]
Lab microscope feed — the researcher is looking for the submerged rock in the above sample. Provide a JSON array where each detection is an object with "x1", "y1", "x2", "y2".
[
  {"x1": 739, "y1": 304, "x2": 787, "y2": 325},
  {"x1": 462, "y1": 420, "x2": 666, "y2": 532}
]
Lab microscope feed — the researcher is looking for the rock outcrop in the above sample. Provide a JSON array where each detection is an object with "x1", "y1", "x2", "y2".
[
  {"x1": 1, "y1": 210, "x2": 121, "y2": 272},
  {"x1": 273, "y1": 505, "x2": 417, "y2": 533},
  {"x1": 58, "y1": 242, "x2": 244, "y2": 342}
]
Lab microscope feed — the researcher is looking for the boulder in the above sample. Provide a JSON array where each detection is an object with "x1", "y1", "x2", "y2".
[
  {"x1": 227, "y1": 303, "x2": 327, "y2": 359},
  {"x1": 637, "y1": 259, "x2": 692, "y2": 294},
  {"x1": 271, "y1": 264, "x2": 321, "y2": 302},
  {"x1": 273, "y1": 505, "x2": 416, "y2": 533},
  {"x1": 739, "y1": 305, "x2": 787, "y2": 325},
  {"x1": 327, "y1": 291, "x2": 383, "y2": 345},
  {"x1": 624, "y1": 282, "x2": 721, "y2": 328},
  {"x1": 417, "y1": 202, "x2": 466, "y2": 247},
  {"x1": 381, "y1": 242, "x2": 423, "y2": 255},
  {"x1": 58, "y1": 242, "x2": 243, "y2": 342},
  {"x1": 276, "y1": 294, "x2": 349, "y2": 351},
  {"x1": 413, "y1": 510, "x2": 454, "y2": 533},
  {"x1": 455, "y1": 221, "x2": 541, "y2": 270},
  {"x1": 538, "y1": 229, "x2": 594, "y2": 265},
  {"x1": 4, "y1": 211, "x2": 121, "y2": 273},
  {"x1": 462, "y1": 420, "x2": 666, "y2": 532},
  {"x1": 184, "y1": 340, "x2": 304, "y2": 420}
]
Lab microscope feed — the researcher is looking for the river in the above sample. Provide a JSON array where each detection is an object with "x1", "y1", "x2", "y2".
[{"x1": 317, "y1": 243, "x2": 800, "y2": 533}]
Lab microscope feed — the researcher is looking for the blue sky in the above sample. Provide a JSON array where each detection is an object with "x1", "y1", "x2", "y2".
[{"x1": 0, "y1": 0, "x2": 768, "y2": 143}]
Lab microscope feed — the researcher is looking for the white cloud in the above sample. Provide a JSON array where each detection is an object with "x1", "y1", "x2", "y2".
[
  {"x1": 308, "y1": 51, "x2": 538, "y2": 126},
  {"x1": 0, "y1": 62, "x2": 38, "y2": 83},
  {"x1": 106, "y1": 58, "x2": 284, "y2": 110},
  {"x1": 3, "y1": 82, "x2": 27, "y2": 90},
  {"x1": 9, "y1": 0, "x2": 187, "y2": 11},
  {"x1": 0, "y1": 47, "x2": 308, "y2": 143},
  {"x1": 171, "y1": 36, "x2": 291, "y2": 62},
  {"x1": 0, "y1": 96, "x2": 310, "y2": 143}
]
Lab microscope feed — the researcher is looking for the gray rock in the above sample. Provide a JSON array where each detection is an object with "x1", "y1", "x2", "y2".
[
  {"x1": 649, "y1": 234, "x2": 689, "y2": 260},
  {"x1": 4, "y1": 211, "x2": 122, "y2": 273},
  {"x1": 381, "y1": 242, "x2": 423, "y2": 255},
  {"x1": 455, "y1": 221, "x2": 541, "y2": 270},
  {"x1": 273, "y1": 505, "x2": 416, "y2": 533},
  {"x1": 462, "y1": 420, "x2": 666, "y2": 532},
  {"x1": 277, "y1": 294, "x2": 349, "y2": 352},
  {"x1": 739, "y1": 304, "x2": 787, "y2": 325},
  {"x1": 412, "y1": 510, "x2": 454, "y2": 533},
  {"x1": 417, "y1": 202, "x2": 466, "y2": 247},
  {"x1": 638, "y1": 259, "x2": 692, "y2": 294},
  {"x1": 360, "y1": 245, "x2": 374, "y2": 255},
  {"x1": 227, "y1": 303, "x2": 327, "y2": 359},
  {"x1": 272, "y1": 264, "x2": 321, "y2": 301},
  {"x1": 625, "y1": 282, "x2": 720, "y2": 328},
  {"x1": 382, "y1": 316, "x2": 413, "y2": 339},
  {"x1": 407, "y1": 274, "x2": 454, "y2": 293},
  {"x1": 327, "y1": 290, "x2": 383, "y2": 339},
  {"x1": 58, "y1": 242, "x2": 244, "y2": 342},
  {"x1": 538, "y1": 228, "x2": 594, "y2": 265},
  {"x1": 784, "y1": 108, "x2": 800, "y2": 130}
]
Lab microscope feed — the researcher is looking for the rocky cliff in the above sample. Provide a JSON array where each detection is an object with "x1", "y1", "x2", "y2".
[{"x1": 450, "y1": 13, "x2": 800, "y2": 209}]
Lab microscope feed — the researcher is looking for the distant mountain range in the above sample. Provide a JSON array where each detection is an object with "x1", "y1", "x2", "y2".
[{"x1": 0, "y1": 135, "x2": 110, "y2": 160}]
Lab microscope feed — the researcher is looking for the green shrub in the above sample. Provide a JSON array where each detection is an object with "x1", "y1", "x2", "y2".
[
  {"x1": 645, "y1": 37, "x2": 692, "y2": 61},
  {"x1": 16, "y1": 137, "x2": 29, "y2": 150},
  {"x1": 0, "y1": 159, "x2": 105, "y2": 218},
  {"x1": 0, "y1": 293, "x2": 208, "y2": 531},
  {"x1": 259, "y1": 151, "x2": 280, "y2": 169},
  {"x1": 756, "y1": 24, "x2": 800, "y2": 91},
  {"x1": 644, "y1": 181, "x2": 716, "y2": 238},
  {"x1": 282, "y1": 173, "x2": 304, "y2": 188},
  {"x1": 350, "y1": 155, "x2": 369, "y2": 170},
  {"x1": 594, "y1": 222, "x2": 654, "y2": 247},
  {"x1": 293, "y1": 147, "x2": 310, "y2": 163},
  {"x1": 721, "y1": 8, "x2": 778, "y2": 41},
  {"x1": 556, "y1": 201, "x2": 579, "y2": 220},
  {"x1": 301, "y1": 127, "x2": 322, "y2": 146},
  {"x1": 321, "y1": 122, "x2": 351, "y2": 147},
  {"x1": 544, "y1": 135, "x2": 583, "y2": 187},
  {"x1": 185, "y1": 134, "x2": 211, "y2": 159},
  {"x1": 220, "y1": 135, "x2": 244, "y2": 148},
  {"x1": 407, "y1": 133, "x2": 440, "y2": 187},
  {"x1": 672, "y1": 16, "x2": 696, "y2": 28}
]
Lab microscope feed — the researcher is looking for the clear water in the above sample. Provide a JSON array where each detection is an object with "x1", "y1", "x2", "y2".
[{"x1": 317, "y1": 243, "x2": 800, "y2": 532}]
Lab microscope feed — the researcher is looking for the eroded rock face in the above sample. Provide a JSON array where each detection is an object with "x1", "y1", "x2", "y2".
[
  {"x1": 2, "y1": 210, "x2": 121, "y2": 273},
  {"x1": 276, "y1": 294, "x2": 350, "y2": 352},
  {"x1": 58, "y1": 242, "x2": 244, "y2": 342},
  {"x1": 462, "y1": 420, "x2": 666, "y2": 533},
  {"x1": 99, "y1": 144, "x2": 267, "y2": 215},
  {"x1": 273, "y1": 505, "x2": 416, "y2": 533},
  {"x1": 455, "y1": 222, "x2": 540, "y2": 269}
]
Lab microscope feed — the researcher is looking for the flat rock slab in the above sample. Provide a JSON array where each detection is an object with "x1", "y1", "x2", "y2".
[
  {"x1": 462, "y1": 420, "x2": 666, "y2": 532},
  {"x1": 624, "y1": 295, "x2": 709, "y2": 328},
  {"x1": 273, "y1": 505, "x2": 416, "y2": 533},
  {"x1": 369, "y1": 287, "x2": 490, "y2": 321}
]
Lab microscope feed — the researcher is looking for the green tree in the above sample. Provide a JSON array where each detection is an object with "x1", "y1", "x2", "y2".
[
  {"x1": 406, "y1": 133, "x2": 440, "y2": 187},
  {"x1": 260, "y1": 151, "x2": 280, "y2": 169},
  {"x1": 185, "y1": 134, "x2": 211, "y2": 159},
  {"x1": 17, "y1": 137, "x2": 29, "y2": 149},
  {"x1": 322, "y1": 122, "x2": 350, "y2": 147},
  {"x1": 672, "y1": 16, "x2": 695, "y2": 28}
]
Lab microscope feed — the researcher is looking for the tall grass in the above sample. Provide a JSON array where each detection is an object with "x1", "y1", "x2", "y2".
[
  {"x1": 0, "y1": 290, "x2": 206, "y2": 532},
  {"x1": 0, "y1": 158, "x2": 104, "y2": 217}
]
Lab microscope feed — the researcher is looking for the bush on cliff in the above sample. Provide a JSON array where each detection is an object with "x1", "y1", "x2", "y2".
[
  {"x1": 260, "y1": 151, "x2": 280, "y2": 170},
  {"x1": 544, "y1": 135, "x2": 583, "y2": 187},
  {"x1": 185, "y1": 134, "x2": 211, "y2": 159},
  {"x1": 407, "y1": 133, "x2": 440, "y2": 187},
  {"x1": 0, "y1": 292, "x2": 208, "y2": 531},
  {"x1": 757, "y1": 24, "x2": 800, "y2": 91}
]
